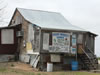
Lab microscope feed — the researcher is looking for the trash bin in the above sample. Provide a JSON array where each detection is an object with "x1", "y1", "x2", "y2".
[
  {"x1": 71, "y1": 61, "x2": 78, "y2": 71},
  {"x1": 47, "y1": 63, "x2": 53, "y2": 72}
]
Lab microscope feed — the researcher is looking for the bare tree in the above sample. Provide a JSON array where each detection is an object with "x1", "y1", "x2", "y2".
[{"x1": 0, "y1": 0, "x2": 7, "y2": 26}]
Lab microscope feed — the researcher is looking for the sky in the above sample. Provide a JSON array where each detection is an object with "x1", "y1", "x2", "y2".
[{"x1": 1, "y1": 0, "x2": 100, "y2": 56}]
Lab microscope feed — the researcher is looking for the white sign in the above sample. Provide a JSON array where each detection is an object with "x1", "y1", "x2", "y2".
[
  {"x1": 49, "y1": 32, "x2": 70, "y2": 53},
  {"x1": 71, "y1": 34, "x2": 77, "y2": 54}
]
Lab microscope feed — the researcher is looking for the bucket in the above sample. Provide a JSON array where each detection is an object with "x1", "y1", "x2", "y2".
[
  {"x1": 71, "y1": 61, "x2": 78, "y2": 71},
  {"x1": 47, "y1": 63, "x2": 53, "y2": 72}
]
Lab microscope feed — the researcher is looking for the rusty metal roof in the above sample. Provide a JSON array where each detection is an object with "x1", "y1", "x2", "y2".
[{"x1": 17, "y1": 8, "x2": 87, "y2": 32}]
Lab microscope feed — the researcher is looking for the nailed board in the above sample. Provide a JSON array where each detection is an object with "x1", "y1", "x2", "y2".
[
  {"x1": 1, "y1": 29, "x2": 14, "y2": 44},
  {"x1": 51, "y1": 54, "x2": 60, "y2": 62},
  {"x1": 43, "y1": 33, "x2": 49, "y2": 50}
]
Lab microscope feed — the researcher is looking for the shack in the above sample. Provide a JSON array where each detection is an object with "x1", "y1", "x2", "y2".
[{"x1": 8, "y1": 8, "x2": 98, "y2": 71}]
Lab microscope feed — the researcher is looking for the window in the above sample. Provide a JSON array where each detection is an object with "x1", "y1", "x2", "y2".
[
  {"x1": 77, "y1": 34, "x2": 83, "y2": 44},
  {"x1": 15, "y1": 16, "x2": 22, "y2": 24},
  {"x1": 1, "y1": 29, "x2": 14, "y2": 44},
  {"x1": 43, "y1": 33, "x2": 49, "y2": 50},
  {"x1": 34, "y1": 30, "x2": 39, "y2": 52}
]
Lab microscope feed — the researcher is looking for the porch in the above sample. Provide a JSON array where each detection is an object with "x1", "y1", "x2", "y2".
[{"x1": 37, "y1": 29, "x2": 98, "y2": 71}]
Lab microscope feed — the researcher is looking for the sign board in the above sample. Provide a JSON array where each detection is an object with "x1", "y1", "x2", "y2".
[
  {"x1": 26, "y1": 42, "x2": 33, "y2": 54},
  {"x1": 71, "y1": 34, "x2": 77, "y2": 54},
  {"x1": 49, "y1": 32, "x2": 70, "y2": 53}
]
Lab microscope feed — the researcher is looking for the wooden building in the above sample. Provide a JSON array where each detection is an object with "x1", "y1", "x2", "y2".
[{"x1": 8, "y1": 8, "x2": 98, "y2": 71}]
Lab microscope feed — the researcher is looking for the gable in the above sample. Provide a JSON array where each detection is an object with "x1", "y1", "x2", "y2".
[{"x1": 9, "y1": 9, "x2": 25, "y2": 26}]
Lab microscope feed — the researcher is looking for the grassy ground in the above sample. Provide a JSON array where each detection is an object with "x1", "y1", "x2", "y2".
[
  {"x1": 0, "y1": 62, "x2": 99, "y2": 75},
  {"x1": 0, "y1": 68, "x2": 99, "y2": 75}
]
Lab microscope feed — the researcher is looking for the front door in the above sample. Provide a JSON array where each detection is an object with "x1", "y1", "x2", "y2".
[{"x1": 77, "y1": 34, "x2": 84, "y2": 54}]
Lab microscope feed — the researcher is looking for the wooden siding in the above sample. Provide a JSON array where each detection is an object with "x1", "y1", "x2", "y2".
[
  {"x1": 85, "y1": 33, "x2": 95, "y2": 53},
  {"x1": 9, "y1": 10, "x2": 30, "y2": 54},
  {"x1": 0, "y1": 27, "x2": 18, "y2": 54}
]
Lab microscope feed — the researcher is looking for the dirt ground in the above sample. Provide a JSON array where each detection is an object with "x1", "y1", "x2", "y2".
[
  {"x1": 0, "y1": 62, "x2": 99, "y2": 75},
  {"x1": 0, "y1": 62, "x2": 38, "y2": 71},
  {"x1": 0, "y1": 62, "x2": 37, "y2": 75}
]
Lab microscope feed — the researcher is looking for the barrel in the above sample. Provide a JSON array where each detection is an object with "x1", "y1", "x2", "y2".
[
  {"x1": 47, "y1": 63, "x2": 53, "y2": 72},
  {"x1": 71, "y1": 61, "x2": 78, "y2": 71}
]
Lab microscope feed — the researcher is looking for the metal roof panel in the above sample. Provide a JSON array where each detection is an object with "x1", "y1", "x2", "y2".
[{"x1": 17, "y1": 8, "x2": 87, "y2": 32}]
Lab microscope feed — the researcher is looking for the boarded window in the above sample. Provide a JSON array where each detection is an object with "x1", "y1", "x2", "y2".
[
  {"x1": 34, "y1": 30, "x2": 39, "y2": 52},
  {"x1": 77, "y1": 34, "x2": 83, "y2": 44},
  {"x1": 43, "y1": 33, "x2": 49, "y2": 50},
  {"x1": 1, "y1": 29, "x2": 14, "y2": 44},
  {"x1": 51, "y1": 54, "x2": 61, "y2": 62},
  {"x1": 15, "y1": 16, "x2": 22, "y2": 24}
]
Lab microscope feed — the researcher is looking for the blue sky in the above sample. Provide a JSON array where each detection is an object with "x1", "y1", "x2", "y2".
[{"x1": 1, "y1": 0, "x2": 100, "y2": 56}]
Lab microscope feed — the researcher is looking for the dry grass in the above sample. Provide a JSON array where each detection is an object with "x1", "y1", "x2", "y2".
[
  {"x1": 0, "y1": 62, "x2": 99, "y2": 75},
  {"x1": 0, "y1": 70, "x2": 100, "y2": 75}
]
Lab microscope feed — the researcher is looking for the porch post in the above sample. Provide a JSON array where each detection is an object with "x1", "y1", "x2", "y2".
[{"x1": 39, "y1": 28, "x2": 44, "y2": 70}]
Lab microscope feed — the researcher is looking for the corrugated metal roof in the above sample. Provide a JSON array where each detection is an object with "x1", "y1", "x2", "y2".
[{"x1": 17, "y1": 8, "x2": 87, "y2": 32}]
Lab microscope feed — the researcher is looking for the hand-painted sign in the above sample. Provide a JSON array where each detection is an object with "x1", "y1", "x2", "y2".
[
  {"x1": 49, "y1": 32, "x2": 70, "y2": 53},
  {"x1": 71, "y1": 34, "x2": 77, "y2": 54},
  {"x1": 26, "y1": 42, "x2": 33, "y2": 54}
]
